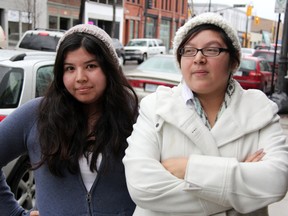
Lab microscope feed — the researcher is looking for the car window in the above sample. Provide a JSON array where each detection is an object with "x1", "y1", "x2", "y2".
[
  {"x1": 157, "y1": 39, "x2": 164, "y2": 46},
  {"x1": 0, "y1": 66, "x2": 23, "y2": 108},
  {"x1": 127, "y1": 40, "x2": 147, "y2": 46},
  {"x1": 138, "y1": 56, "x2": 180, "y2": 74},
  {"x1": 36, "y1": 65, "x2": 54, "y2": 97},
  {"x1": 19, "y1": 34, "x2": 60, "y2": 52},
  {"x1": 240, "y1": 59, "x2": 256, "y2": 70},
  {"x1": 260, "y1": 61, "x2": 271, "y2": 72},
  {"x1": 148, "y1": 41, "x2": 154, "y2": 47}
]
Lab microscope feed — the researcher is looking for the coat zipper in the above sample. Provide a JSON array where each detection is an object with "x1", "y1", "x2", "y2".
[{"x1": 86, "y1": 192, "x2": 93, "y2": 216}]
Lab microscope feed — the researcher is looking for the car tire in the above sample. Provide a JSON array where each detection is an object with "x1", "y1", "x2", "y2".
[
  {"x1": 138, "y1": 53, "x2": 147, "y2": 64},
  {"x1": 7, "y1": 157, "x2": 35, "y2": 210}
]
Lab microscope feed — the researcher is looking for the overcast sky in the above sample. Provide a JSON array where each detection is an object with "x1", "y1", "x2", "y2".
[{"x1": 193, "y1": 0, "x2": 285, "y2": 21}]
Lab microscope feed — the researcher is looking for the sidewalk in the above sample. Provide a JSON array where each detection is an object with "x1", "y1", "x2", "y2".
[{"x1": 268, "y1": 114, "x2": 288, "y2": 215}]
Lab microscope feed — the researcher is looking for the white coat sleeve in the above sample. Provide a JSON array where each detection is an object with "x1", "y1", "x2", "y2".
[
  {"x1": 123, "y1": 95, "x2": 231, "y2": 215},
  {"x1": 184, "y1": 114, "x2": 288, "y2": 214}
]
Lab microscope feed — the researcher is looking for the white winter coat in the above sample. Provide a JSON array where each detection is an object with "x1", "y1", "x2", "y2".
[{"x1": 123, "y1": 82, "x2": 288, "y2": 216}]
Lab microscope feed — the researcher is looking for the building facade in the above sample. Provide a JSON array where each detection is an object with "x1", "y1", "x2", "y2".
[
  {"x1": 191, "y1": 2, "x2": 283, "y2": 49},
  {"x1": 123, "y1": 0, "x2": 188, "y2": 49},
  {"x1": 0, "y1": 0, "x2": 187, "y2": 51},
  {"x1": 83, "y1": 0, "x2": 124, "y2": 42},
  {"x1": 0, "y1": 0, "x2": 47, "y2": 48},
  {"x1": 47, "y1": 0, "x2": 80, "y2": 31}
]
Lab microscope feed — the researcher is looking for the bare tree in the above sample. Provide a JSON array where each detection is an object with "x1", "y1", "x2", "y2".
[{"x1": 20, "y1": 0, "x2": 40, "y2": 29}]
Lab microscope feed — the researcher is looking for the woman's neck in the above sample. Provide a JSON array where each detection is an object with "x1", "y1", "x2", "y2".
[{"x1": 197, "y1": 91, "x2": 225, "y2": 127}]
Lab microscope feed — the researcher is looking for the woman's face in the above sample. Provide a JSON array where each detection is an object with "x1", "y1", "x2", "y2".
[
  {"x1": 63, "y1": 47, "x2": 107, "y2": 107},
  {"x1": 180, "y1": 30, "x2": 231, "y2": 96}
]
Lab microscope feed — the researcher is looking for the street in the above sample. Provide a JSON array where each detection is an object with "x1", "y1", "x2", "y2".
[
  {"x1": 269, "y1": 115, "x2": 288, "y2": 215},
  {"x1": 122, "y1": 60, "x2": 138, "y2": 74}
]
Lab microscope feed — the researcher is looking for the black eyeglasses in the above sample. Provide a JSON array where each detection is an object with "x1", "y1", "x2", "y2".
[{"x1": 179, "y1": 47, "x2": 229, "y2": 57}]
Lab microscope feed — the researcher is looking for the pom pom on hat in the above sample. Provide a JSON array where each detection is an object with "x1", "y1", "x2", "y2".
[
  {"x1": 173, "y1": 13, "x2": 241, "y2": 69},
  {"x1": 57, "y1": 24, "x2": 119, "y2": 65}
]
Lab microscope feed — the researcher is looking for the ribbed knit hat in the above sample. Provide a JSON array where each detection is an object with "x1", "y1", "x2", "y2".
[
  {"x1": 173, "y1": 12, "x2": 241, "y2": 70},
  {"x1": 57, "y1": 24, "x2": 119, "y2": 65}
]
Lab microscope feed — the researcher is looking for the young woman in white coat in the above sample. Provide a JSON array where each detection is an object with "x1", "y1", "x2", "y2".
[{"x1": 123, "y1": 12, "x2": 288, "y2": 216}]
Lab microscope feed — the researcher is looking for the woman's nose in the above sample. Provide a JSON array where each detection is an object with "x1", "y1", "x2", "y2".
[
  {"x1": 76, "y1": 68, "x2": 87, "y2": 82},
  {"x1": 193, "y1": 52, "x2": 207, "y2": 64}
]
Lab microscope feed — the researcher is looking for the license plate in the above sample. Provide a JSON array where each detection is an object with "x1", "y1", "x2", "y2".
[
  {"x1": 145, "y1": 83, "x2": 158, "y2": 92},
  {"x1": 235, "y1": 71, "x2": 243, "y2": 76},
  {"x1": 125, "y1": 56, "x2": 131, "y2": 59}
]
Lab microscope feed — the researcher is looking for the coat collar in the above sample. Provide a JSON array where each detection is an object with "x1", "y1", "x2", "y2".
[
  {"x1": 155, "y1": 85, "x2": 220, "y2": 156},
  {"x1": 154, "y1": 83, "x2": 277, "y2": 150}
]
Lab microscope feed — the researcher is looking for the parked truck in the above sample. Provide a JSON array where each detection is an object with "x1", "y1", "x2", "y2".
[{"x1": 124, "y1": 38, "x2": 166, "y2": 64}]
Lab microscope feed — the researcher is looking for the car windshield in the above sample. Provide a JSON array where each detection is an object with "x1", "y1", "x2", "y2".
[
  {"x1": 240, "y1": 59, "x2": 256, "y2": 70},
  {"x1": 0, "y1": 66, "x2": 23, "y2": 108},
  {"x1": 253, "y1": 52, "x2": 278, "y2": 62},
  {"x1": 19, "y1": 33, "x2": 60, "y2": 52},
  {"x1": 127, "y1": 40, "x2": 147, "y2": 47},
  {"x1": 241, "y1": 48, "x2": 254, "y2": 54},
  {"x1": 137, "y1": 56, "x2": 180, "y2": 74}
]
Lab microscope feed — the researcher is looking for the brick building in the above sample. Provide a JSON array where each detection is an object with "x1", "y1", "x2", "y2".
[{"x1": 123, "y1": 0, "x2": 188, "y2": 49}]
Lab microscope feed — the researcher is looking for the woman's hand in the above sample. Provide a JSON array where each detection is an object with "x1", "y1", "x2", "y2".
[
  {"x1": 161, "y1": 157, "x2": 188, "y2": 179},
  {"x1": 30, "y1": 211, "x2": 39, "y2": 216},
  {"x1": 244, "y1": 148, "x2": 265, "y2": 162}
]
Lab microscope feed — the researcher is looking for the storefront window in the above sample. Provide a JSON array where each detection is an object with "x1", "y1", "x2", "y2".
[
  {"x1": 145, "y1": 17, "x2": 156, "y2": 38},
  {"x1": 49, "y1": 16, "x2": 57, "y2": 29},
  {"x1": 160, "y1": 19, "x2": 170, "y2": 50},
  {"x1": 129, "y1": 20, "x2": 134, "y2": 40},
  {"x1": 135, "y1": 21, "x2": 139, "y2": 38}
]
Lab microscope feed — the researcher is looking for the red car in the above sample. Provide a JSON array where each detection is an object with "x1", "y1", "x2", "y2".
[
  {"x1": 252, "y1": 49, "x2": 280, "y2": 73},
  {"x1": 233, "y1": 56, "x2": 276, "y2": 94}
]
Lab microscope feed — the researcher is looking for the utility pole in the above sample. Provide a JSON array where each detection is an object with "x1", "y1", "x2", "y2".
[
  {"x1": 78, "y1": 0, "x2": 85, "y2": 24},
  {"x1": 270, "y1": 0, "x2": 288, "y2": 113},
  {"x1": 208, "y1": 0, "x2": 211, "y2": 12},
  {"x1": 111, "y1": 0, "x2": 116, "y2": 38},
  {"x1": 278, "y1": 0, "x2": 288, "y2": 93}
]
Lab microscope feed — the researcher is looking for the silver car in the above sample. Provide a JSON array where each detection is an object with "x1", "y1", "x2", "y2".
[
  {"x1": 0, "y1": 50, "x2": 55, "y2": 209},
  {"x1": 125, "y1": 54, "x2": 182, "y2": 101}
]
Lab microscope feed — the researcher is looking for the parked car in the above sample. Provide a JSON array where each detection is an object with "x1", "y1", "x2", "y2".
[
  {"x1": 255, "y1": 43, "x2": 281, "y2": 52},
  {"x1": 241, "y1": 47, "x2": 255, "y2": 57},
  {"x1": 233, "y1": 56, "x2": 275, "y2": 94},
  {"x1": 252, "y1": 49, "x2": 280, "y2": 73},
  {"x1": 124, "y1": 38, "x2": 166, "y2": 64},
  {"x1": 0, "y1": 49, "x2": 26, "y2": 61},
  {"x1": 0, "y1": 25, "x2": 6, "y2": 49},
  {"x1": 112, "y1": 38, "x2": 125, "y2": 66},
  {"x1": 0, "y1": 50, "x2": 56, "y2": 209},
  {"x1": 15, "y1": 28, "x2": 65, "y2": 52},
  {"x1": 126, "y1": 54, "x2": 182, "y2": 100}
]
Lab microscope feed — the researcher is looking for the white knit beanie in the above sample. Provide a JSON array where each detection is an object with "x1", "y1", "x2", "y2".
[
  {"x1": 173, "y1": 13, "x2": 241, "y2": 70},
  {"x1": 57, "y1": 24, "x2": 119, "y2": 65}
]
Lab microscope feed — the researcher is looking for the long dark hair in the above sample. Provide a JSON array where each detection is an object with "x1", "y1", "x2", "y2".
[{"x1": 36, "y1": 32, "x2": 138, "y2": 176}]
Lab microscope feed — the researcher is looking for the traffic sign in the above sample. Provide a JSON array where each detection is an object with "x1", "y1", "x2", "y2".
[{"x1": 275, "y1": 0, "x2": 287, "y2": 13}]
